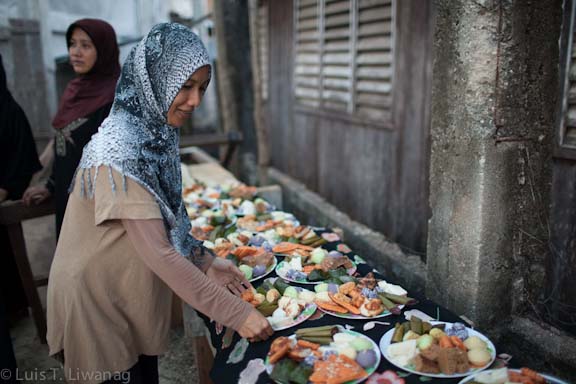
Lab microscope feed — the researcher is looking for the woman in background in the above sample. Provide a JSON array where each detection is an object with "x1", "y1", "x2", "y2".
[{"x1": 23, "y1": 18, "x2": 120, "y2": 237}]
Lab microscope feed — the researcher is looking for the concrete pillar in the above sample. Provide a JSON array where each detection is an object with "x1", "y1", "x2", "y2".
[
  {"x1": 213, "y1": 0, "x2": 259, "y2": 185},
  {"x1": 427, "y1": 0, "x2": 560, "y2": 327}
]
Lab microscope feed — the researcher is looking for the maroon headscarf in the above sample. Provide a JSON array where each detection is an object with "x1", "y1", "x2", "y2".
[{"x1": 51, "y1": 19, "x2": 120, "y2": 130}]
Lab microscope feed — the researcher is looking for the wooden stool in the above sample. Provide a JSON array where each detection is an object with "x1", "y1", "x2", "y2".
[{"x1": 0, "y1": 199, "x2": 54, "y2": 344}]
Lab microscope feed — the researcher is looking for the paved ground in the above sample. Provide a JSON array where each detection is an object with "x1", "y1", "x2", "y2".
[{"x1": 9, "y1": 214, "x2": 199, "y2": 383}]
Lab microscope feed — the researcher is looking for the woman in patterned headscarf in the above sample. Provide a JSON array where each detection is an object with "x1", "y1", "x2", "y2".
[
  {"x1": 46, "y1": 23, "x2": 272, "y2": 384},
  {"x1": 23, "y1": 19, "x2": 120, "y2": 238}
]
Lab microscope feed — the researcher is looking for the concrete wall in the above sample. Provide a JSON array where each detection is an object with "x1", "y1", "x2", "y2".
[
  {"x1": 427, "y1": 0, "x2": 575, "y2": 379},
  {"x1": 427, "y1": 0, "x2": 558, "y2": 328}
]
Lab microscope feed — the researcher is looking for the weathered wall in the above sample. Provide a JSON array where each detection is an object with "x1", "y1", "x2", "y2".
[
  {"x1": 266, "y1": 0, "x2": 434, "y2": 255},
  {"x1": 427, "y1": 0, "x2": 576, "y2": 378},
  {"x1": 428, "y1": 0, "x2": 558, "y2": 327},
  {"x1": 213, "y1": 0, "x2": 259, "y2": 185}
]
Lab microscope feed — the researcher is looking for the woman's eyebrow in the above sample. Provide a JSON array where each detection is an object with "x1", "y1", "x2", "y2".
[{"x1": 70, "y1": 38, "x2": 91, "y2": 44}]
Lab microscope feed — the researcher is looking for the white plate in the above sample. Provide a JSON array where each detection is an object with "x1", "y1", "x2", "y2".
[
  {"x1": 458, "y1": 368, "x2": 570, "y2": 384},
  {"x1": 379, "y1": 321, "x2": 496, "y2": 378},
  {"x1": 269, "y1": 302, "x2": 318, "y2": 331},
  {"x1": 317, "y1": 304, "x2": 404, "y2": 320},
  {"x1": 247, "y1": 256, "x2": 277, "y2": 283},
  {"x1": 275, "y1": 260, "x2": 357, "y2": 285},
  {"x1": 265, "y1": 327, "x2": 381, "y2": 384}
]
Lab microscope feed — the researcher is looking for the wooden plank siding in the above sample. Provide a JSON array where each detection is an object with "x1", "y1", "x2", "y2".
[
  {"x1": 268, "y1": 0, "x2": 295, "y2": 172},
  {"x1": 267, "y1": 0, "x2": 433, "y2": 254}
]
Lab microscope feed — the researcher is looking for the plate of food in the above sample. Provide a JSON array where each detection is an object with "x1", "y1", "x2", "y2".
[
  {"x1": 380, "y1": 318, "x2": 496, "y2": 378},
  {"x1": 458, "y1": 367, "x2": 569, "y2": 384},
  {"x1": 265, "y1": 325, "x2": 381, "y2": 384},
  {"x1": 242, "y1": 278, "x2": 317, "y2": 331},
  {"x1": 242, "y1": 279, "x2": 317, "y2": 331},
  {"x1": 275, "y1": 249, "x2": 356, "y2": 285},
  {"x1": 218, "y1": 245, "x2": 277, "y2": 282},
  {"x1": 271, "y1": 226, "x2": 328, "y2": 251},
  {"x1": 314, "y1": 273, "x2": 412, "y2": 319}
]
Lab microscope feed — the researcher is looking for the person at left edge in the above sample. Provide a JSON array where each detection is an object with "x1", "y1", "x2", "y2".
[{"x1": 0, "y1": 52, "x2": 42, "y2": 383}]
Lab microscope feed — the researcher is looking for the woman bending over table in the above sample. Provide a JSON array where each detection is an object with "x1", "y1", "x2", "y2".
[{"x1": 46, "y1": 23, "x2": 272, "y2": 384}]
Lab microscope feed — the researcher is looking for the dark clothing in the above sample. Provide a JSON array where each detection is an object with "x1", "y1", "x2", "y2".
[
  {"x1": 0, "y1": 294, "x2": 17, "y2": 384},
  {"x1": 102, "y1": 355, "x2": 158, "y2": 384},
  {"x1": 0, "y1": 96, "x2": 42, "y2": 199},
  {"x1": 0, "y1": 53, "x2": 41, "y2": 318},
  {"x1": 47, "y1": 103, "x2": 112, "y2": 237},
  {"x1": 0, "y1": 54, "x2": 42, "y2": 199}
]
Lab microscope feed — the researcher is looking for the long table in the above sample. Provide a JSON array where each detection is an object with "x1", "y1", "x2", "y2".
[{"x1": 200, "y1": 230, "x2": 516, "y2": 384}]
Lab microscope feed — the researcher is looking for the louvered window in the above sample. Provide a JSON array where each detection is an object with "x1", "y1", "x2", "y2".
[
  {"x1": 558, "y1": 0, "x2": 576, "y2": 153},
  {"x1": 258, "y1": 1, "x2": 269, "y2": 101},
  {"x1": 294, "y1": 0, "x2": 394, "y2": 122}
]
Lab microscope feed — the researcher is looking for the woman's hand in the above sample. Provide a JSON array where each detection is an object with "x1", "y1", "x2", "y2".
[
  {"x1": 205, "y1": 257, "x2": 252, "y2": 296},
  {"x1": 237, "y1": 309, "x2": 274, "y2": 342},
  {"x1": 22, "y1": 185, "x2": 51, "y2": 206}
]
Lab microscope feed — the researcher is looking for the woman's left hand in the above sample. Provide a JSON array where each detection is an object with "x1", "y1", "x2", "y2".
[{"x1": 206, "y1": 258, "x2": 252, "y2": 296}]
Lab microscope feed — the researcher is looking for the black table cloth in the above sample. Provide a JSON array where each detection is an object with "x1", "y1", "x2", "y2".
[{"x1": 202, "y1": 231, "x2": 513, "y2": 384}]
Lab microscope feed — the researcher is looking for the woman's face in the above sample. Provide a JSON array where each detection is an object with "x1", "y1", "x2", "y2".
[
  {"x1": 68, "y1": 28, "x2": 97, "y2": 75},
  {"x1": 167, "y1": 65, "x2": 210, "y2": 128}
]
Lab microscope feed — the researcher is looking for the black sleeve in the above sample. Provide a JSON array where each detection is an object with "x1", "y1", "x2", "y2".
[{"x1": 0, "y1": 103, "x2": 42, "y2": 200}]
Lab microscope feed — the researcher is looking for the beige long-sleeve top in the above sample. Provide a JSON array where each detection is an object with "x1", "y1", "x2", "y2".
[{"x1": 47, "y1": 166, "x2": 252, "y2": 383}]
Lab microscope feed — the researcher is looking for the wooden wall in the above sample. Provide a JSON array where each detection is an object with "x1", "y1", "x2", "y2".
[{"x1": 267, "y1": 0, "x2": 434, "y2": 254}]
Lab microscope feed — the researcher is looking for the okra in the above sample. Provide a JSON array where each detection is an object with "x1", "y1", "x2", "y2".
[
  {"x1": 391, "y1": 323, "x2": 404, "y2": 343},
  {"x1": 296, "y1": 335, "x2": 334, "y2": 345},
  {"x1": 384, "y1": 293, "x2": 416, "y2": 305},
  {"x1": 410, "y1": 316, "x2": 423, "y2": 335},
  {"x1": 308, "y1": 238, "x2": 327, "y2": 248}
]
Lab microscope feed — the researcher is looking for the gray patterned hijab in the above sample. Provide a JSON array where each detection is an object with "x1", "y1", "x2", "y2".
[{"x1": 75, "y1": 23, "x2": 211, "y2": 259}]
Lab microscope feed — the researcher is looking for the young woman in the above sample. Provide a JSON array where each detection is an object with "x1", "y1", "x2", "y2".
[
  {"x1": 23, "y1": 19, "x2": 120, "y2": 237},
  {"x1": 46, "y1": 23, "x2": 272, "y2": 384}
]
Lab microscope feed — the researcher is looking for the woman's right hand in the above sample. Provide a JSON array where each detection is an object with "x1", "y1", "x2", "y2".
[
  {"x1": 22, "y1": 185, "x2": 51, "y2": 206},
  {"x1": 237, "y1": 309, "x2": 274, "y2": 342}
]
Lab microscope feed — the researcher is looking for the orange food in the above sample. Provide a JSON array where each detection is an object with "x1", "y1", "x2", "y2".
[
  {"x1": 256, "y1": 221, "x2": 276, "y2": 232},
  {"x1": 309, "y1": 354, "x2": 367, "y2": 384},
  {"x1": 303, "y1": 264, "x2": 321, "y2": 273},
  {"x1": 439, "y1": 335, "x2": 454, "y2": 348},
  {"x1": 231, "y1": 246, "x2": 263, "y2": 260},
  {"x1": 315, "y1": 300, "x2": 348, "y2": 314},
  {"x1": 329, "y1": 293, "x2": 361, "y2": 315},
  {"x1": 241, "y1": 290, "x2": 254, "y2": 303},
  {"x1": 450, "y1": 336, "x2": 466, "y2": 351},
  {"x1": 297, "y1": 339, "x2": 320, "y2": 350},
  {"x1": 273, "y1": 242, "x2": 299, "y2": 253},
  {"x1": 520, "y1": 368, "x2": 546, "y2": 384},
  {"x1": 268, "y1": 337, "x2": 291, "y2": 364},
  {"x1": 509, "y1": 371, "x2": 535, "y2": 384}
]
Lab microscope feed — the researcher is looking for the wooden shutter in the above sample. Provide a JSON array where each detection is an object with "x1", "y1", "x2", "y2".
[
  {"x1": 293, "y1": 0, "x2": 395, "y2": 122},
  {"x1": 566, "y1": 37, "x2": 576, "y2": 147},
  {"x1": 354, "y1": 0, "x2": 394, "y2": 121},
  {"x1": 295, "y1": 0, "x2": 322, "y2": 107},
  {"x1": 558, "y1": 0, "x2": 576, "y2": 154},
  {"x1": 322, "y1": 0, "x2": 352, "y2": 111},
  {"x1": 257, "y1": 1, "x2": 270, "y2": 101}
]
